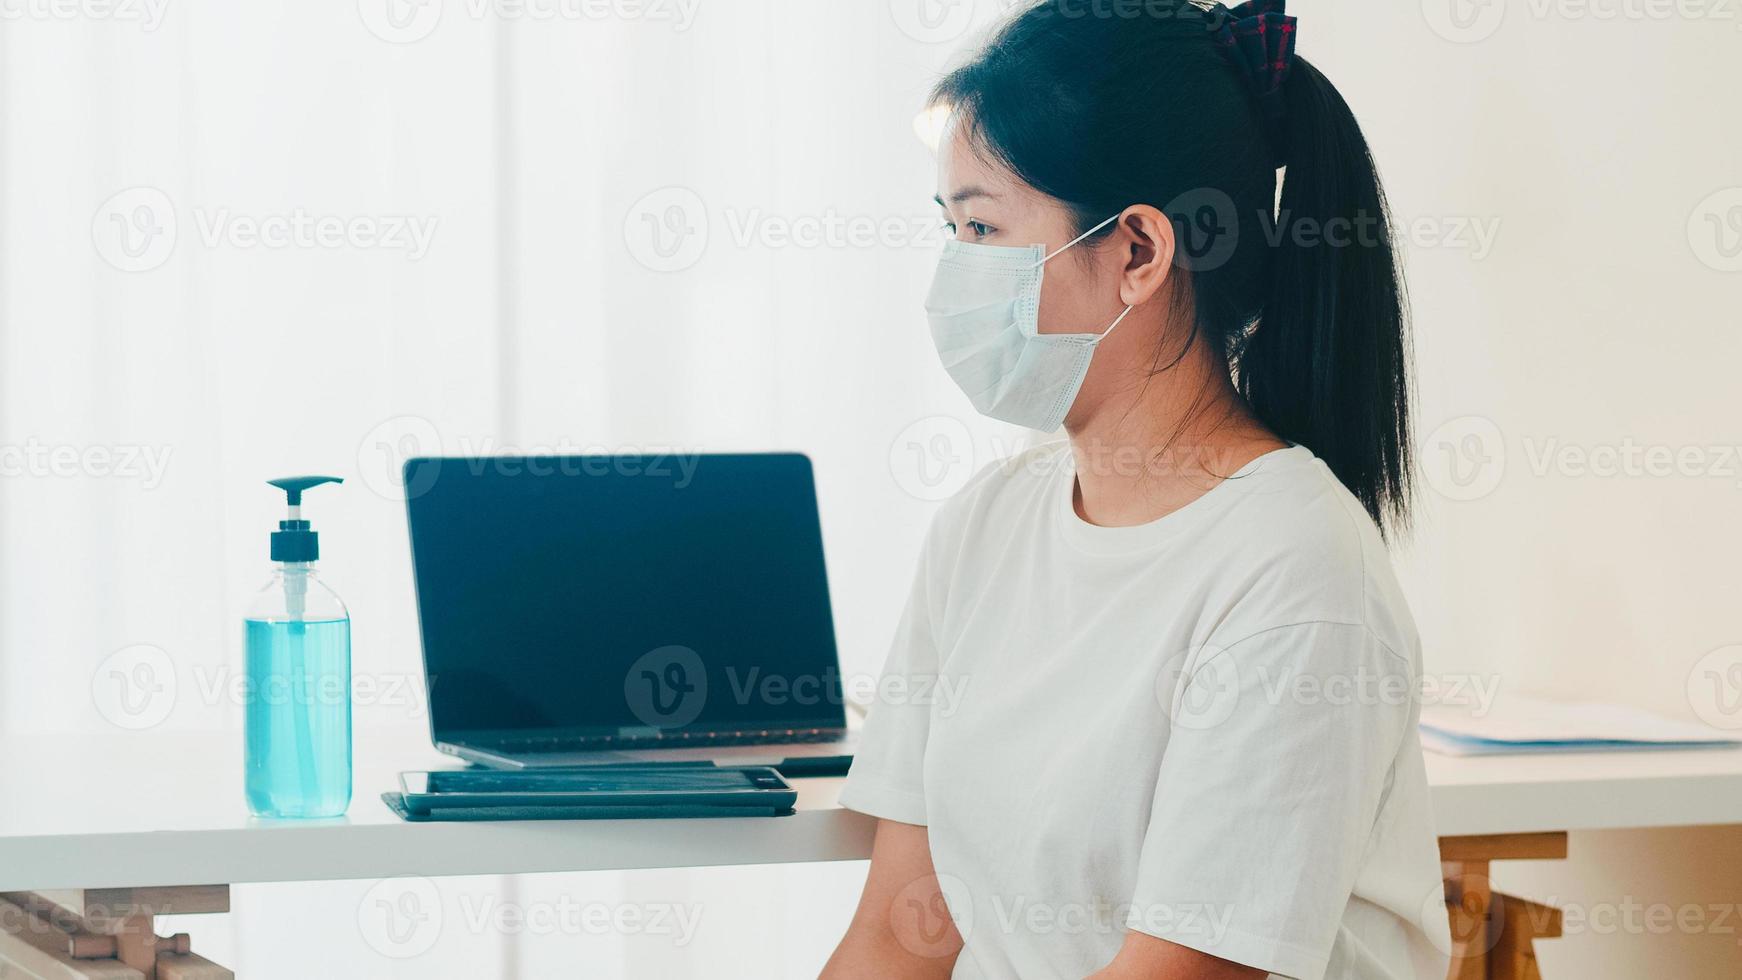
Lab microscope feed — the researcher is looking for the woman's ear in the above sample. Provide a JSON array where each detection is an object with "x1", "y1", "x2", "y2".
[{"x1": 1114, "y1": 206, "x2": 1176, "y2": 308}]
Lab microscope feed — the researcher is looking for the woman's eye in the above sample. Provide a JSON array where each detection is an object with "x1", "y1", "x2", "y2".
[{"x1": 940, "y1": 219, "x2": 995, "y2": 240}]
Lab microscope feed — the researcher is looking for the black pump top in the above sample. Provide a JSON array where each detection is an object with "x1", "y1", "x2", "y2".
[{"x1": 268, "y1": 476, "x2": 343, "y2": 562}]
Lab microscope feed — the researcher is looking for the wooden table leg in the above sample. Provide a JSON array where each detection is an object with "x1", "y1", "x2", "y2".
[
  {"x1": 1489, "y1": 894, "x2": 1563, "y2": 980},
  {"x1": 1439, "y1": 834, "x2": 1568, "y2": 980},
  {"x1": 1442, "y1": 859, "x2": 1493, "y2": 980}
]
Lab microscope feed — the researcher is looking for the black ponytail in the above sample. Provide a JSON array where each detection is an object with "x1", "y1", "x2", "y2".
[
  {"x1": 932, "y1": 1, "x2": 1413, "y2": 536},
  {"x1": 1239, "y1": 56, "x2": 1413, "y2": 535}
]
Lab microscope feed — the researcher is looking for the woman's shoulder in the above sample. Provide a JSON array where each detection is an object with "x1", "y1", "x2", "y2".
[{"x1": 1210, "y1": 450, "x2": 1420, "y2": 667}]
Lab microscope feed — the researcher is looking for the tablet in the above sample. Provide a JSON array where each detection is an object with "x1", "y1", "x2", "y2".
[{"x1": 397, "y1": 766, "x2": 797, "y2": 814}]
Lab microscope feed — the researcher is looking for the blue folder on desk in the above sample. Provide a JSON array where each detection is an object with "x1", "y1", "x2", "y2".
[{"x1": 1420, "y1": 697, "x2": 1742, "y2": 757}]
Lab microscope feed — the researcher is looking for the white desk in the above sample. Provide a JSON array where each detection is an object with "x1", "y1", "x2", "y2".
[
  {"x1": 1422, "y1": 745, "x2": 1742, "y2": 836},
  {"x1": 4, "y1": 732, "x2": 1741, "y2": 980},
  {"x1": 3, "y1": 731, "x2": 1740, "y2": 894},
  {"x1": 0, "y1": 732, "x2": 868, "y2": 895}
]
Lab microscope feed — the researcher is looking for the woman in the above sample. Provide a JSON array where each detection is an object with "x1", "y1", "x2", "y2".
[{"x1": 823, "y1": 2, "x2": 1449, "y2": 978}]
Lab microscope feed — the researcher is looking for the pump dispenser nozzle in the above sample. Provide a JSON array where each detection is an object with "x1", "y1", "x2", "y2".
[{"x1": 267, "y1": 476, "x2": 343, "y2": 562}]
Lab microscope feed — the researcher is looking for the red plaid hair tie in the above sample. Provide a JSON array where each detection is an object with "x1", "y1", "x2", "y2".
[{"x1": 1203, "y1": 0, "x2": 1298, "y2": 165}]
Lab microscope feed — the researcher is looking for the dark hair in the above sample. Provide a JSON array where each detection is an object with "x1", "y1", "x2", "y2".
[{"x1": 933, "y1": 0, "x2": 1412, "y2": 535}]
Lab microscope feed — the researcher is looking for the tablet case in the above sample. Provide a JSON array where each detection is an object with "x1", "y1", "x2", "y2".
[{"x1": 382, "y1": 792, "x2": 794, "y2": 822}]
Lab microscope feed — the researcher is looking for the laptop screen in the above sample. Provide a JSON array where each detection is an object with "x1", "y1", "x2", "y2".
[{"x1": 404, "y1": 453, "x2": 846, "y2": 742}]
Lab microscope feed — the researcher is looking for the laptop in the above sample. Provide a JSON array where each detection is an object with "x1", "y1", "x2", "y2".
[{"x1": 404, "y1": 452, "x2": 856, "y2": 770}]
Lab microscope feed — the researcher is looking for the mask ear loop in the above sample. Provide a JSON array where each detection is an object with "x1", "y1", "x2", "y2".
[
  {"x1": 1034, "y1": 211, "x2": 1135, "y2": 342},
  {"x1": 1097, "y1": 303, "x2": 1135, "y2": 341},
  {"x1": 1035, "y1": 211, "x2": 1124, "y2": 267}
]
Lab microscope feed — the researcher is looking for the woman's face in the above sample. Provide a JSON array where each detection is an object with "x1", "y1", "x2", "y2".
[
  {"x1": 934, "y1": 120, "x2": 1177, "y2": 431},
  {"x1": 934, "y1": 122, "x2": 1131, "y2": 340}
]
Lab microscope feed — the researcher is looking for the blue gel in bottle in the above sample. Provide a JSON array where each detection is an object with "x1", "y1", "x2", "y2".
[{"x1": 244, "y1": 477, "x2": 353, "y2": 818}]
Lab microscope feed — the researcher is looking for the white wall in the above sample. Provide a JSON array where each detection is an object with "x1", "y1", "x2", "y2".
[
  {"x1": 1325, "y1": 4, "x2": 1742, "y2": 975},
  {"x1": 1350, "y1": 3, "x2": 1742, "y2": 726}
]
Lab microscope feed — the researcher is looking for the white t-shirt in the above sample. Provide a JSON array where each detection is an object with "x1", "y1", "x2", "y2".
[{"x1": 840, "y1": 443, "x2": 1451, "y2": 980}]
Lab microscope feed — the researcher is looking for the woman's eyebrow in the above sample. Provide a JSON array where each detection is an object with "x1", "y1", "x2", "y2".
[{"x1": 934, "y1": 186, "x2": 999, "y2": 207}]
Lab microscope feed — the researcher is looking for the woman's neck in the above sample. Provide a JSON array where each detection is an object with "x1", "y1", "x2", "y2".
[{"x1": 1065, "y1": 351, "x2": 1286, "y2": 528}]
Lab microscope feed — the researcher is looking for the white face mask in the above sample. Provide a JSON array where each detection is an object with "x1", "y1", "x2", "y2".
[{"x1": 925, "y1": 212, "x2": 1134, "y2": 433}]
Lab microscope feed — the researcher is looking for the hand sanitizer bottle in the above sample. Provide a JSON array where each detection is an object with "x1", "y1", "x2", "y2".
[{"x1": 244, "y1": 476, "x2": 352, "y2": 818}]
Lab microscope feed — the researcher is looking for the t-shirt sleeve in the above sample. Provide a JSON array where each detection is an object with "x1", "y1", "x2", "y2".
[
  {"x1": 1126, "y1": 620, "x2": 1413, "y2": 980},
  {"x1": 835, "y1": 531, "x2": 942, "y2": 827}
]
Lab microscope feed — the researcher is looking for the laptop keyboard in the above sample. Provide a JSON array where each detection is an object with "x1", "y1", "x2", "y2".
[{"x1": 492, "y1": 728, "x2": 839, "y2": 754}]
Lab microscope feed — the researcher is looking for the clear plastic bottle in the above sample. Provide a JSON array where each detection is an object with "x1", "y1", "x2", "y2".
[{"x1": 244, "y1": 477, "x2": 353, "y2": 818}]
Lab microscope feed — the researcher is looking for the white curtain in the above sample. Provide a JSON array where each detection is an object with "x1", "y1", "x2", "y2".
[
  {"x1": 0, "y1": 0, "x2": 1036, "y2": 737},
  {"x1": 0, "y1": 2, "x2": 1029, "y2": 976}
]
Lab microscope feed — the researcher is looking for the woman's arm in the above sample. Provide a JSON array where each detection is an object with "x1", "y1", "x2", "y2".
[
  {"x1": 821, "y1": 819, "x2": 962, "y2": 979},
  {"x1": 1088, "y1": 931, "x2": 1265, "y2": 980}
]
